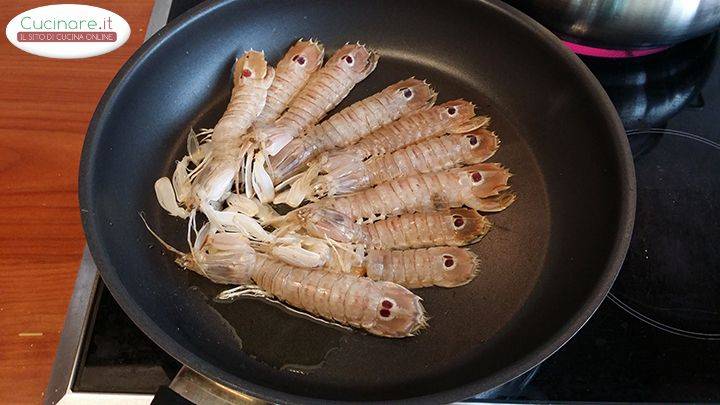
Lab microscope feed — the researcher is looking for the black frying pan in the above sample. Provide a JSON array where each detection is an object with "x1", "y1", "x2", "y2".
[{"x1": 79, "y1": 0, "x2": 635, "y2": 402}]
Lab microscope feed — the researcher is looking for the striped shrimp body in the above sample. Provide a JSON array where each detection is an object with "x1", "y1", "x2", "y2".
[
  {"x1": 320, "y1": 100, "x2": 489, "y2": 174},
  {"x1": 270, "y1": 77, "x2": 436, "y2": 183},
  {"x1": 173, "y1": 228, "x2": 425, "y2": 338},
  {"x1": 255, "y1": 39, "x2": 325, "y2": 126},
  {"x1": 362, "y1": 247, "x2": 479, "y2": 289},
  {"x1": 212, "y1": 51, "x2": 275, "y2": 149},
  {"x1": 298, "y1": 207, "x2": 491, "y2": 249},
  {"x1": 257, "y1": 44, "x2": 379, "y2": 157},
  {"x1": 154, "y1": 51, "x2": 273, "y2": 216},
  {"x1": 251, "y1": 255, "x2": 427, "y2": 338},
  {"x1": 315, "y1": 129, "x2": 499, "y2": 196},
  {"x1": 307, "y1": 163, "x2": 514, "y2": 221}
]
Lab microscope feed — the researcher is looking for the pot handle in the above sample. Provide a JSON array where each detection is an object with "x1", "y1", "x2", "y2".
[{"x1": 151, "y1": 365, "x2": 267, "y2": 404}]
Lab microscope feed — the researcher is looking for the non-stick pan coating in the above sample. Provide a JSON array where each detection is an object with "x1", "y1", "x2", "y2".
[{"x1": 79, "y1": 0, "x2": 634, "y2": 402}]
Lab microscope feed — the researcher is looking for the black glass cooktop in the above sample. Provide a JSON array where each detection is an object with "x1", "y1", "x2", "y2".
[{"x1": 72, "y1": 1, "x2": 720, "y2": 401}]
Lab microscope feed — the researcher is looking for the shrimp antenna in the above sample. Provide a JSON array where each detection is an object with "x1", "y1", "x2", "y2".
[{"x1": 139, "y1": 212, "x2": 185, "y2": 256}]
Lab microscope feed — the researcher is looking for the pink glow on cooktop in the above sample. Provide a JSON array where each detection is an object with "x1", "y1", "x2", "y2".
[{"x1": 562, "y1": 40, "x2": 669, "y2": 58}]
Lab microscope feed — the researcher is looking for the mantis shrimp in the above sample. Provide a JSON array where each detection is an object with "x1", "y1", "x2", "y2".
[
  {"x1": 155, "y1": 50, "x2": 275, "y2": 217},
  {"x1": 296, "y1": 207, "x2": 492, "y2": 249},
  {"x1": 297, "y1": 163, "x2": 514, "y2": 222},
  {"x1": 159, "y1": 223, "x2": 427, "y2": 338}
]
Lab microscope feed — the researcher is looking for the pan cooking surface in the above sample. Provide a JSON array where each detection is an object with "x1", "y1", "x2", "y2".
[
  {"x1": 152, "y1": 52, "x2": 550, "y2": 395},
  {"x1": 80, "y1": 0, "x2": 632, "y2": 402}
]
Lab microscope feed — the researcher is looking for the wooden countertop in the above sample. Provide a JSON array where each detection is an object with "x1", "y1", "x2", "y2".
[{"x1": 0, "y1": 2, "x2": 154, "y2": 402}]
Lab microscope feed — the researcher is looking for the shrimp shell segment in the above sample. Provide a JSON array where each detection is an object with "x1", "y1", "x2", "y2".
[
  {"x1": 363, "y1": 246, "x2": 480, "y2": 289},
  {"x1": 255, "y1": 39, "x2": 325, "y2": 125}
]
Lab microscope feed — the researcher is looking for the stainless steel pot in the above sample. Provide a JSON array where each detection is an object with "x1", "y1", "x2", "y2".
[{"x1": 505, "y1": 0, "x2": 720, "y2": 48}]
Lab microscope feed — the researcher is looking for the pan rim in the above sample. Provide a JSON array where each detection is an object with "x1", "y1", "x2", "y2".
[{"x1": 78, "y1": 0, "x2": 636, "y2": 403}]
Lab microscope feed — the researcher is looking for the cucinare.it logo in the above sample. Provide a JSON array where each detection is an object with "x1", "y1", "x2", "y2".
[{"x1": 5, "y1": 4, "x2": 130, "y2": 59}]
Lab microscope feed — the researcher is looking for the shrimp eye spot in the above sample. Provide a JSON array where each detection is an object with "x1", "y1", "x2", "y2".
[
  {"x1": 452, "y1": 215, "x2": 465, "y2": 228},
  {"x1": 447, "y1": 106, "x2": 457, "y2": 116},
  {"x1": 242, "y1": 69, "x2": 252, "y2": 78},
  {"x1": 467, "y1": 135, "x2": 478, "y2": 146},
  {"x1": 403, "y1": 89, "x2": 413, "y2": 99},
  {"x1": 443, "y1": 255, "x2": 455, "y2": 268},
  {"x1": 344, "y1": 55, "x2": 354, "y2": 64},
  {"x1": 380, "y1": 309, "x2": 391, "y2": 317},
  {"x1": 381, "y1": 300, "x2": 394, "y2": 309},
  {"x1": 471, "y1": 171, "x2": 483, "y2": 183},
  {"x1": 292, "y1": 55, "x2": 306, "y2": 65}
]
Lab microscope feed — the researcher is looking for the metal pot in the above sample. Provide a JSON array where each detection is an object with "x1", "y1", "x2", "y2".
[
  {"x1": 583, "y1": 34, "x2": 717, "y2": 128},
  {"x1": 505, "y1": 0, "x2": 720, "y2": 48}
]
